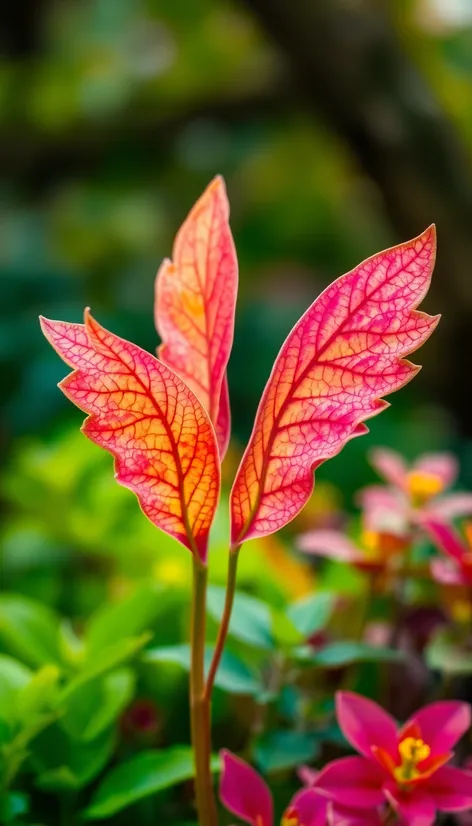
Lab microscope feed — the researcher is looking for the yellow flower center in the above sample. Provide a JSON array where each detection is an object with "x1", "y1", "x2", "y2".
[
  {"x1": 464, "y1": 522, "x2": 472, "y2": 551},
  {"x1": 281, "y1": 810, "x2": 299, "y2": 826},
  {"x1": 451, "y1": 598, "x2": 472, "y2": 625},
  {"x1": 406, "y1": 471, "x2": 443, "y2": 504},
  {"x1": 362, "y1": 529, "x2": 382, "y2": 557},
  {"x1": 394, "y1": 737, "x2": 431, "y2": 782},
  {"x1": 361, "y1": 529, "x2": 407, "y2": 561}
]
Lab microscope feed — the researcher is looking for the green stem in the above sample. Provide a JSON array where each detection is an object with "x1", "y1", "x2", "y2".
[
  {"x1": 205, "y1": 547, "x2": 240, "y2": 700},
  {"x1": 190, "y1": 557, "x2": 217, "y2": 826}
]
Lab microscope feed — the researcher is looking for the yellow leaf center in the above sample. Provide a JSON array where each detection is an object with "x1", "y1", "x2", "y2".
[{"x1": 394, "y1": 737, "x2": 431, "y2": 782}]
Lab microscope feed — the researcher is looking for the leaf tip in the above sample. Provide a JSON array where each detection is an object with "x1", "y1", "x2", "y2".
[
  {"x1": 416, "y1": 222, "x2": 437, "y2": 267},
  {"x1": 39, "y1": 314, "x2": 47, "y2": 336},
  {"x1": 208, "y1": 173, "x2": 226, "y2": 193}
]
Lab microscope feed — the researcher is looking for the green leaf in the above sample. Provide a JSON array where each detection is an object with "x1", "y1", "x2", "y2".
[
  {"x1": 61, "y1": 669, "x2": 135, "y2": 741},
  {"x1": 206, "y1": 586, "x2": 273, "y2": 649},
  {"x1": 426, "y1": 628, "x2": 472, "y2": 675},
  {"x1": 16, "y1": 665, "x2": 60, "y2": 724},
  {"x1": 36, "y1": 766, "x2": 78, "y2": 792},
  {"x1": 0, "y1": 655, "x2": 32, "y2": 720},
  {"x1": 34, "y1": 726, "x2": 115, "y2": 791},
  {"x1": 86, "y1": 583, "x2": 165, "y2": 653},
  {"x1": 271, "y1": 610, "x2": 303, "y2": 647},
  {"x1": 84, "y1": 747, "x2": 220, "y2": 820},
  {"x1": 59, "y1": 620, "x2": 85, "y2": 667},
  {"x1": 0, "y1": 594, "x2": 61, "y2": 667},
  {"x1": 254, "y1": 730, "x2": 320, "y2": 773},
  {"x1": 287, "y1": 592, "x2": 335, "y2": 637},
  {"x1": 0, "y1": 792, "x2": 29, "y2": 823},
  {"x1": 144, "y1": 645, "x2": 262, "y2": 695},
  {"x1": 294, "y1": 641, "x2": 402, "y2": 667},
  {"x1": 58, "y1": 633, "x2": 151, "y2": 703}
]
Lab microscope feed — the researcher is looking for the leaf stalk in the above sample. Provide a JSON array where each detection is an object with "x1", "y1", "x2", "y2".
[
  {"x1": 205, "y1": 546, "x2": 241, "y2": 700},
  {"x1": 190, "y1": 556, "x2": 218, "y2": 826}
]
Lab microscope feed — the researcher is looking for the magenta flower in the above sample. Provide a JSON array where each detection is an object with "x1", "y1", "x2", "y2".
[
  {"x1": 426, "y1": 519, "x2": 472, "y2": 587},
  {"x1": 314, "y1": 691, "x2": 472, "y2": 826},
  {"x1": 361, "y1": 448, "x2": 472, "y2": 527},
  {"x1": 219, "y1": 750, "x2": 383, "y2": 826}
]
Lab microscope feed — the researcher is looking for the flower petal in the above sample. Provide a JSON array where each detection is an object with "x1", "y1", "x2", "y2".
[
  {"x1": 384, "y1": 786, "x2": 436, "y2": 826},
  {"x1": 423, "y1": 520, "x2": 467, "y2": 563},
  {"x1": 356, "y1": 485, "x2": 408, "y2": 519},
  {"x1": 219, "y1": 750, "x2": 273, "y2": 826},
  {"x1": 426, "y1": 493, "x2": 472, "y2": 521},
  {"x1": 315, "y1": 756, "x2": 385, "y2": 809},
  {"x1": 332, "y1": 807, "x2": 383, "y2": 826},
  {"x1": 415, "y1": 453, "x2": 458, "y2": 489},
  {"x1": 431, "y1": 557, "x2": 464, "y2": 586},
  {"x1": 297, "y1": 531, "x2": 363, "y2": 563},
  {"x1": 336, "y1": 691, "x2": 398, "y2": 760},
  {"x1": 407, "y1": 701, "x2": 471, "y2": 756},
  {"x1": 428, "y1": 765, "x2": 472, "y2": 811},
  {"x1": 298, "y1": 766, "x2": 320, "y2": 786},
  {"x1": 369, "y1": 448, "x2": 408, "y2": 490},
  {"x1": 286, "y1": 788, "x2": 329, "y2": 826}
]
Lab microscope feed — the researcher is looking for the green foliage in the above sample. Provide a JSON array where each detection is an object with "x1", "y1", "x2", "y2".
[
  {"x1": 84, "y1": 747, "x2": 220, "y2": 820},
  {"x1": 144, "y1": 645, "x2": 263, "y2": 696},
  {"x1": 426, "y1": 627, "x2": 472, "y2": 675},
  {"x1": 254, "y1": 730, "x2": 320, "y2": 774},
  {"x1": 207, "y1": 585, "x2": 274, "y2": 650}
]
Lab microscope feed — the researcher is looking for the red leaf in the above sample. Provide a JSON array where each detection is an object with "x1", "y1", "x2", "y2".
[
  {"x1": 230, "y1": 227, "x2": 439, "y2": 547},
  {"x1": 40, "y1": 311, "x2": 220, "y2": 561},
  {"x1": 155, "y1": 176, "x2": 238, "y2": 457}
]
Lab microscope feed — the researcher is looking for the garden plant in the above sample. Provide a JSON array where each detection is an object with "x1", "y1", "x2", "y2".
[{"x1": 2, "y1": 177, "x2": 472, "y2": 825}]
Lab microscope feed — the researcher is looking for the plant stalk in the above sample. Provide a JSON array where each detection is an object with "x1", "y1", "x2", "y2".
[
  {"x1": 190, "y1": 556, "x2": 218, "y2": 826},
  {"x1": 205, "y1": 547, "x2": 240, "y2": 700}
]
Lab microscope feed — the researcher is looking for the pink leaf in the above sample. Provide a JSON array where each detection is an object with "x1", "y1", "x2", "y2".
[{"x1": 230, "y1": 227, "x2": 438, "y2": 547}]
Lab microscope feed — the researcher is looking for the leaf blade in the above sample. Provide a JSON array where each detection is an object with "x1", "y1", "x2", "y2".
[
  {"x1": 83, "y1": 746, "x2": 220, "y2": 819},
  {"x1": 40, "y1": 311, "x2": 220, "y2": 560},
  {"x1": 155, "y1": 177, "x2": 238, "y2": 457},
  {"x1": 230, "y1": 227, "x2": 438, "y2": 546}
]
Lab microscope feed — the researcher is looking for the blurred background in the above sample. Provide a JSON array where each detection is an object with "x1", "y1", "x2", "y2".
[
  {"x1": 2, "y1": 0, "x2": 472, "y2": 610},
  {"x1": 2, "y1": 1, "x2": 472, "y2": 823},
  {"x1": 3, "y1": 0, "x2": 472, "y2": 596}
]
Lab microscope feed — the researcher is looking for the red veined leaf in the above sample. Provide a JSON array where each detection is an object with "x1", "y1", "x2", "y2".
[
  {"x1": 155, "y1": 176, "x2": 238, "y2": 458},
  {"x1": 230, "y1": 226, "x2": 439, "y2": 548},
  {"x1": 40, "y1": 310, "x2": 220, "y2": 561}
]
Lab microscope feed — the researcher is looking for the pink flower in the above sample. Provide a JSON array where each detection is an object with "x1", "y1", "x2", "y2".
[
  {"x1": 219, "y1": 750, "x2": 383, "y2": 826},
  {"x1": 426, "y1": 519, "x2": 472, "y2": 587},
  {"x1": 297, "y1": 527, "x2": 408, "y2": 574},
  {"x1": 314, "y1": 691, "x2": 472, "y2": 826},
  {"x1": 361, "y1": 448, "x2": 472, "y2": 527}
]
